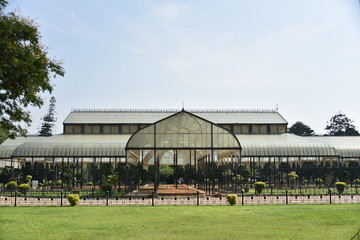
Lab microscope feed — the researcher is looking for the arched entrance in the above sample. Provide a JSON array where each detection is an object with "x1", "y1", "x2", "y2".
[{"x1": 125, "y1": 110, "x2": 242, "y2": 195}]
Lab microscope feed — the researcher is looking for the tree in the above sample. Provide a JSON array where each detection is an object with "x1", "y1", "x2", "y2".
[
  {"x1": 325, "y1": 113, "x2": 360, "y2": 136},
  {"x1": 288, "y1": 121, "x2": 315, "y2": 136},
  {"x1": 159, "y1": 165, "x2": 174, "y2": 182},
  {"x1": 0, "y1": 126, "x2": 7, "y2": 144},
  {"x1": 0, "y1": 2, "x2": 64, "y2": 138},
  {"x1": 38, "y1": 96, "x2": 57, "y2": 136}
]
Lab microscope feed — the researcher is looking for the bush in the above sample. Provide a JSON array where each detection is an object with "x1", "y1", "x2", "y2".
[
  {"x1": 55, "y1": 180, "x2": 62, "y2": 186},
  {"x1": 226, "y1": 194, "x2": 238, "y2": 205},
  {"x1": 315, "y1": 178, "x2": 323, "y2": 186},
  {"x1": 44, "y1": 180, "x2": 54, "y2": 187},
  {"x1": 67, "y1": 194, "x2": 80, "y2": 206},
  {"x1": 17, "y1": 183, "x2": 30, "y2": 194},
  {"x1": 6, "y1": 181, "x2": 17, "y2": 190},
  {"x1": 354, "y1": 179, "x2": 360, "y2": 184},
  {"x1": 254, "y1": 182, "x2": 266, "y2": 194},
  {"x1": 101, "y1": 183, "x2": 113, "y2": 194},
  {"x1": 26, "y1": 175, "x2": 32, "y2": 183},
  {"x1": 288, "y1": 171, "x2": 298, "y2": 180},
  {"x1": 335, "y1": 182, "x2": 346, "y2": 194},
  {"x1": 87, "y1": 181, "x2": 94, "y2": 186}
]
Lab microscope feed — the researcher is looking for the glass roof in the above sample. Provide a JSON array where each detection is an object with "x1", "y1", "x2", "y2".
[
  {"x1": 10, "y1": 135, "x2": 129, "y2": 158},
  {"x1": 126, "y1": 110, "x2": 241, "y2": 150},
  {"x1": 308, "y1": 136, "x2": 360, "y2": 158},
  {"x1": 238, "y1": 134, "x2": 338, "y2": 157},
  {"x1": 64, "y1": 109, "x2": 287, "y2": 124},
  {"x1": 0, "y1": 137, "x2": 36, "y2": 159}
]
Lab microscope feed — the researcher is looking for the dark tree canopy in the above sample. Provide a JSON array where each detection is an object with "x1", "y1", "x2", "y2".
[
  {"x1": 38, "y1": 96, "x2": 57, "y2": 136},
  {"x1": 0, "y1": 2, "x2": 64, "y2": 138},
  {"x1": 325, "y1": 113, "x2": 360, "y2": 136},
  {"x1": 288, "y1": 121, "x2": 315, "y2": 136}
]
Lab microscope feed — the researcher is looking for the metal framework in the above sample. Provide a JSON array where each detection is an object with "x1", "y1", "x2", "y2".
[
  {"x1": 0, "y1": 110, "x2": 360, "y2": 194},
  {"x1": 125, "y1": 110, "x2": 242, "y2": 194}
]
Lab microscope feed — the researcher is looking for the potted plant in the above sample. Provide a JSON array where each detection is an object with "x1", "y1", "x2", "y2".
[{"x1": 335, "y1": 182, "x2": 346, "y2": 194}]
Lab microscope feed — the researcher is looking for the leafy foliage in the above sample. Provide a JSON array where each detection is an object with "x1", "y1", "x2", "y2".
[
  {"x1": 254, "y1": 181, "x2": 266, "y2": 194},
  {"x1": 6, "y1": 180, "x2": 17, "y2": 190},
  {"x1": 0, "y1": 126, "x2": 7, "y2": 144},
  {"x1": 288, "y1": 171, "x2": 298, "y2": 180},
  {"x1": 101, "y1": 183, "x2": 113, "y2": 194},
  {"x1": 26, "y1": 175, "x2": 32, "y2": 183},
  {"x1": 325, "y1": 113, "x2": 359, "y2": 136},
  {"x1": 226, "y1": 194, "x2": 238, "y2": 205},
  {"x1": 0, "y1": 2, "x2": 64, "y2": 138},
  {"x1": 17, "y1": 183, "x2": 30, "y2": 194},
  {"x1": 232, "y1": 174, "x2": 243, "y2": 186},
  {"x1": 67, "y1": 194, "x2": 80, "y2": 206},
  {"x1": 288, "y1": 121, "x2": 315, "y2": 136},
  {"x1": 335, "y1": 182, "x2": 346, "y2": 194},
  {"x1": 159, "y1": 165, "x2": 174, "y2": 182},
  {"x1": 38, "y1": 96, "x2": 57, "y2": 136}
]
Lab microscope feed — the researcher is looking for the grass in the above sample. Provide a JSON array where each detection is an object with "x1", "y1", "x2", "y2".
[{"x1": 0, "y1": 204, "x2": 360, "y2": 240}]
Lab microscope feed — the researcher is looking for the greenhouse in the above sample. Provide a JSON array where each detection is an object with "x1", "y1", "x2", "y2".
[{"x1": 0, "y1": 108, "x2": 359, "y2": 195}]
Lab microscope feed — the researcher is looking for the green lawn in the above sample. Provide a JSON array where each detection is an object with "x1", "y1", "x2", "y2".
[{"x1": 1, "y1": 204, "x2": 359, "y2": 240}]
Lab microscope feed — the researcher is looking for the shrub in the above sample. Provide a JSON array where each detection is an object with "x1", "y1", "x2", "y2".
[
  {"x1": 26, "y1": 175, "x2": 32, "y2": 183},
  {"x1": 288, "y1": 171, "x2": 298, "y2": 180},
  {"x1": 254, "y1": 182, "x2": 266, "y2": 194},
  {"x1": 335, "y1": 182, "x2": 346, "y2": 194},
  {"x1": 55, "y1": 180, "x2": 62, "y2": 186},
  {"x1": 6, "y1": 181, "x2": 17, "y2": 190},
  {"x1": 17, "y1": 183, "x2": 30, "y2": 195},
  {"x1": 101, "y1": 183, "x2": 113, "y2": 194},
  {"x1": 232, "y1": 175, "x2": 243, "y2": 186},
  {"x1": 67, "y1": 194, "x2": 80, "y2": 206},
  {"x1": 226, "y1": 194, "x2": 238, "y2": 205},
  {"x1": 354, "y1": 179, "x2": 360, "y2": 184},
  {"x1": 315, "y1": 178, "x2": 323, "y2": 186},
  {"x1": 87, "y1": 181, "x2": 94, "y2": 186},
  {"x1": 44, "y1": 180, "x2": 54, "y2": 187}
]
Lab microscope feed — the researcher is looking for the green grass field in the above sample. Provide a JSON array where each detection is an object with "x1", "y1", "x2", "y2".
[{"x1": 1, "y1": 204, "x2": 359, "y2": 240}]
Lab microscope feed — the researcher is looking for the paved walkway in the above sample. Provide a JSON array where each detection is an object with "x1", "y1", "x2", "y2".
[{"x1": 1, "y1": 194, "x2": 360, "y2": 207}]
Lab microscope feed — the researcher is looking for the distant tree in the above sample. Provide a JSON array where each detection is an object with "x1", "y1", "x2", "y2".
[
  {"x1": 38, "y1": 97, "x2": 57, "y2": 136},
  {"x1": 288, "y1": 121, "x2": 315, "y2": 136},
  {"x1": 325, "y1": 113, "x2": 360, "y2": 136},
  {"x1": 0, "y1": 2, "x2": 64, "y2": 138}
]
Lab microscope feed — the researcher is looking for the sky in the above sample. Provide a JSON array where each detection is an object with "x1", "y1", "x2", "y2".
[{"x1": 5, "y1": 0, "x2": 360, "y2": 135}]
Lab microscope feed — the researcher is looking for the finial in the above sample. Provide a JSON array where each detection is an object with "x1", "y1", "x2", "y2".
[{"x1": 182, "y1": 101, "x2": 185, "y2": 111}]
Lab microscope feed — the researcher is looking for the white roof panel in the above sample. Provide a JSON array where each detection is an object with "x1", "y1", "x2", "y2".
[{"x1": 63, "y1": 109, "x2": 288, "y2": 125}]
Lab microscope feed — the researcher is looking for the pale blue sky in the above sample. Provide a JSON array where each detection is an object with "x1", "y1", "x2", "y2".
[{"x1": 6, "y1": 0, "x2": 360, "y2": 134}]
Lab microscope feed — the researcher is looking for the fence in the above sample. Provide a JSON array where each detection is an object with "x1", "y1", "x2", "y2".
[{"x1": 1, "y1": 191, "x2": 360, "y2": 207}]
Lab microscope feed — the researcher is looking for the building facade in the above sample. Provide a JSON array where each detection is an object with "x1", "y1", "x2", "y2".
[{"x1": 0, "y1": 109, "x2": 359, "y2": 194}]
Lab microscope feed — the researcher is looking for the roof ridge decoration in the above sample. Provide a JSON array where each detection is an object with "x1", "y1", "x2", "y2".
[{"x1": 71, "y1": 108, "x2": 279, "y2": 113}]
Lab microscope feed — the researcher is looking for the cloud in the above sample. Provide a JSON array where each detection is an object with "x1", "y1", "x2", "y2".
[{"x1": 151, "y1": 3, "x2": 184, "y2": 21}]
